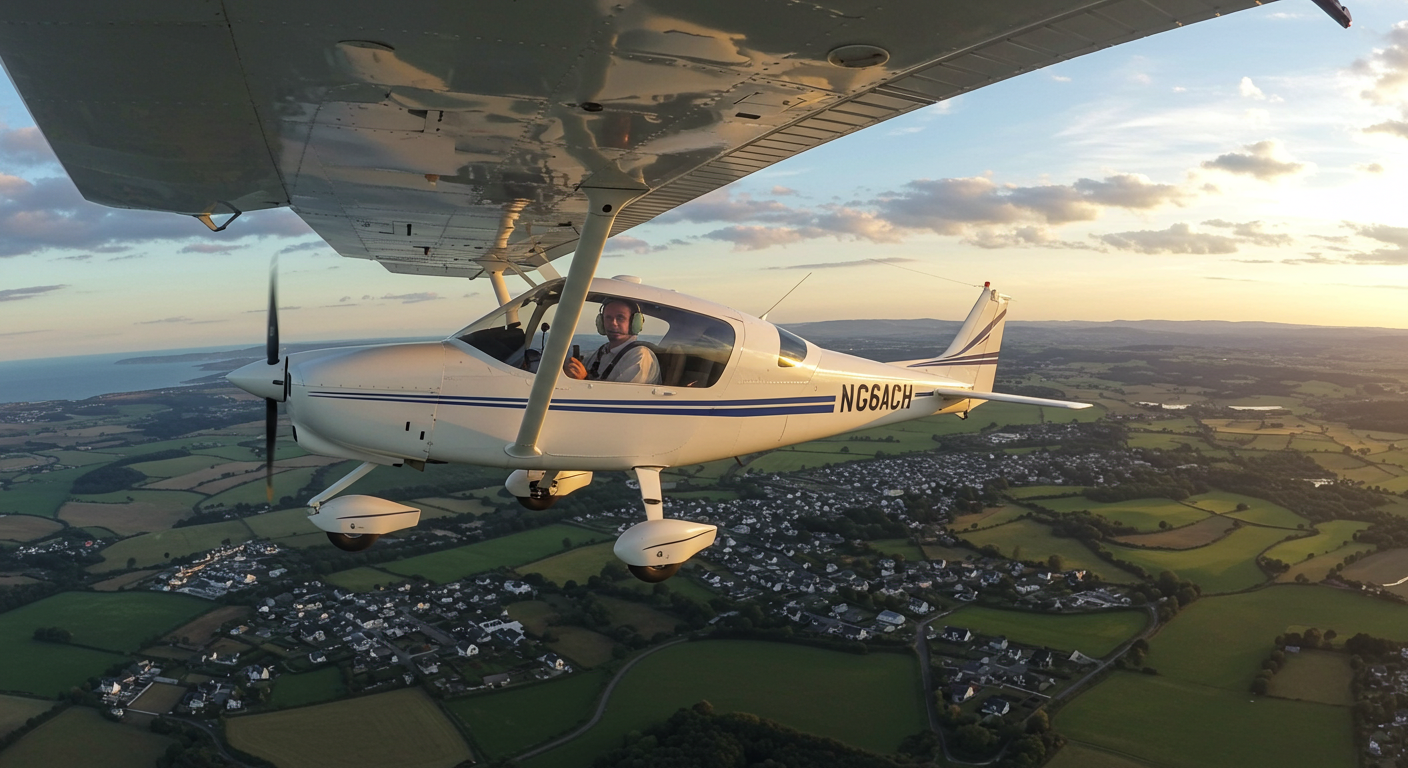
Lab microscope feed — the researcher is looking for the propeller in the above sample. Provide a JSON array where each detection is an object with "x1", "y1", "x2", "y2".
[{"x1": 265, "y1": 256, "x2": 280, "y2": 506}]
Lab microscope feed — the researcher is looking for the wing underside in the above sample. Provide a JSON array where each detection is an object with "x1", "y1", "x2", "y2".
[{"x1": 0, "y1": 0, "x2": 1270, "y2": 279}]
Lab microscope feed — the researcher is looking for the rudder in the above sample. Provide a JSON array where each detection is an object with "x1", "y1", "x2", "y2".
[{"x1": 894, "y1": 285, "x2": 1009, "y2": 389}]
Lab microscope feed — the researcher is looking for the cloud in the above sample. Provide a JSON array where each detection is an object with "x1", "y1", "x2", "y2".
[
  {"x1": 604, "y1": 236, "x2": 660, "y2": 255},
  {"x1": 381, "y1": 292, "x2": 443, "y2": 303},
  {"x1": 672, "y1": 173, "x2": 1193, "y2": 252},
  {"x1": 0, "y1": 329, "x2": 47, "y2": 337},
  {"x1": 179, "y1": 243, "x2": 240, "y2": 254},
  {"x1": 1281, "y1": 253, "x2": 1340, "y2": 265},
  {"x1": 135, "y1": 316, "x2": 194, "y2": 325},
  {"x1": 766, "y1": 257, "x2": 915, "y2": 271},
  {"x1": 1356, "y1": 162, "x2": 1386, "y2": 174},
  {"x1": 1239, "y1": 77, "x2": 1265, "y2": 100},
  {"x1": 0, "y1": 126, "x2": 58, "y2": 167},
  {"x1": 1352, "y1": 23, "x2": 1408, "y2": 106},
  {"x1": 57, "y1": 254, "x2": 91, "y2": 262},
  {"x1": 0, "y1": 284, "x2": 66, "y2": 302},
  {"x1": 1200, "y1": 219, "x2": 1293, "y2": 247},
  {"x1": 0, "y1": 174, "x2": 313, "y2": 258},
  {"x1": 1097, "y1": 223, "x2": 1240, "y2": 254},
  {"x1": 770, "y1": 186, "x2": 799, "y2": 196},
  {"x1": 1345, "y1": 223, "x2": 1408, "y2": 265},
  {"x1": 1051, "y1": 75, "x2": 1071, "y2": 83},
  {"x1": 276, "y1": 240, "x2": 332, "y2": 255},
  {"x1": 1364, "y1": 120, "x2": 1408, "y2": 140},
  {"x1": 1200, "y1": 140, "x2": 1306, "y2": 181}
]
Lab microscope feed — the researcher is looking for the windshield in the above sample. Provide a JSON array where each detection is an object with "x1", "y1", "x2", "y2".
[{"x1": 453, "y1": 283, "x2": 737, "y2": 387}]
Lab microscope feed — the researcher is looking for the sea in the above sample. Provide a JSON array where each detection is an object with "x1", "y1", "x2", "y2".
[{"x1": 0, "y1": 346, "x2": 250, "y2": 404}]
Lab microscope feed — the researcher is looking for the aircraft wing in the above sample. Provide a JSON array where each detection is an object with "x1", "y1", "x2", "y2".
[{"x1": 0, "y1": 0, "x2": 1271, "y2": 279}]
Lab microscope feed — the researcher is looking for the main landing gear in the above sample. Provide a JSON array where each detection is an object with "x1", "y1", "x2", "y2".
[
  {"x1": 613, "y1": 467, "x2": 718, "y2": 583},
  {"x1": 305, "y1": 461, "x2": 421, "y2": 552}
]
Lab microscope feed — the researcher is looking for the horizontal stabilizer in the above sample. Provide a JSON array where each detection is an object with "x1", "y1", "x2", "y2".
[{"x1": 926, "y1": 386, "x2": 1092, "y2": 410}]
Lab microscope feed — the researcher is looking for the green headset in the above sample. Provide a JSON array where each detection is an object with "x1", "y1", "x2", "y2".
[{"x1": 596, "y1": 298, "x2": 645, "y2": 335}]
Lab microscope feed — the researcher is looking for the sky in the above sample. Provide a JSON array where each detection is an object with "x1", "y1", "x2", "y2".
[{"x1": 2, "y1": 2, "x2": 1407, "y2": 362}]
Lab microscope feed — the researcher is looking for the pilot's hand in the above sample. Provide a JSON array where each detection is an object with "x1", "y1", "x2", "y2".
[{"x1": 564, "y1": 357, "x2": 586, "y2": 380}]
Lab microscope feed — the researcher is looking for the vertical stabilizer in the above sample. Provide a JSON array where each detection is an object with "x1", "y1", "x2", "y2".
[{"x1": 892, "y1": 285, "x2": 1009, "y2": 390}]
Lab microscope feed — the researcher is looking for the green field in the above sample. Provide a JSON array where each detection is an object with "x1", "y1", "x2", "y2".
[
  {"x1": 518, "y1": 542, "x2": 617, "y2": 586},
  {"x1": 1037, "y1": 496, "x2": 1209, "y2": 533},
  {"x1": 1007, "y1": 485, "x2": 1086, "y2": 499},
  {"x1": 446, "y1": 670, "x2": 607, "y2": 758},
  {"x1": 0, "y1": 707, "x2": 175, "y2": 768},
  {"x1": 0, "y1": 695, "x2": 55, "y2": 738},
  {"x1": 548, "y1": 627, "x2": 617, "y2": 668},
  {"x1": 383, "y1": 524, "x2": 609, "y2": 584},
  {"x1": 0, "y1": 467, "x2": 86, "y2": 517},
  {"x1": 524, "y1": 640, "x2": 925, "y2": 767},
  {"x1": 960, "y1": 519, "x2": 1125, "y2": 582},
  {"x1": 1103, "y1": 524, "x2": 1292, "y2": 593},
  {"x1": 227, "y1": 687, "x2": 472, "y2": 768},
  {"x1": 1185, "y1": 491, "x2": 1308, "y2": 529},
  {"x1": 867, "y1": 538, "x2": 926, "y2": 562},
  {"x1": 128, "y1": 454, "x2": 227, "y2": 479},
  {"x1": 1143, "y1": 586, "x2": 1408, "y2": 692},
  {"x1": 271, "y1": 667, "x2": 346, "y2": 708},
  {"x1": 945, "y1": 606, "x2": 1147, "y2": 657},
  {"x1": 198, "y1": 466, "x2": 321, "y2": 510},
  {"x1": 1268, "y1": 650, "x2": 1353, "y2": 706},
  {"x1": 1059, "y1": 672, "x2": 1352, "y2": 768},
  {"x1": 0, "y1": 592, "x2": 208, "y2": 695},
  {"x1": 1263, "y1": 521, "x2": 1370, "y2": 564},
  {"x1": 1047, "y1": 742, "x2": 1155, "y2": 768},
  {"x1": 91, "y1": 519, "x2": 254, "y2": 571},
  {"x1": 323, "y1": 566, "x2": 406, "y2": 593}
]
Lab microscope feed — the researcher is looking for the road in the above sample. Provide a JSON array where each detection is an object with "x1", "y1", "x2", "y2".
[{"x1": 514, "y1": 636, "x2": 690, "y2": 761}]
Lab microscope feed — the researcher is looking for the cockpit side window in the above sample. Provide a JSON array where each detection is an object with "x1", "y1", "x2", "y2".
[
  {"x1": 777, "y1": 327, "x2": 808, "y2": 367},
  {"x1": 581, "y1": 295, "x2": 737, "y2": 388},
  {"x1": 453, "y1": 284, "x2": 560, "y2": 368}
]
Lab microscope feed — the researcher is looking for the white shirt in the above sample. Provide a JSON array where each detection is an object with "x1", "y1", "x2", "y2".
[{"x1": 584, "y1": 338, "x2": 661, "y2": 384}]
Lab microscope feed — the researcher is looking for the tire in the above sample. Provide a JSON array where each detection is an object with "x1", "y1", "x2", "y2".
[
  {"x1": 516, "y1": 495, "x2": 556, "y2": 511},
  {"x1": 327, "y1": 532, "x2": 380, "y2": 552},
  {"x1": 628, "y1": 563, "x2": 681, "y2": 583}
]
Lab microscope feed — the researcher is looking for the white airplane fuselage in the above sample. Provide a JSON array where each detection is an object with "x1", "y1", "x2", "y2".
[{"x1": 277, "y1": 278, "x2": 979, "y2": 473}]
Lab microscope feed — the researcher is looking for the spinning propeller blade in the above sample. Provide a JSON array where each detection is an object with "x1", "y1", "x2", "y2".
[{"x1": 265, "y1": 256, "x2": 279, "y2": 505}]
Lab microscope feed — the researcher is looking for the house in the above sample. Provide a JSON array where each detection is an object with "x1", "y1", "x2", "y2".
[
  {"x1": 503, "y1": 580, "x2": 533, "y2": 596},
  {"x1": 876, "y1": 610, "x2": 906, "y2": 627},
  {"x1": 838, "y1": 624, "x2": 869, "y2": 641},
  {"x1": 539, "y1": 652, "x2": 567, "y2": 671},
  {"x1": 987, "y1": 635, "x2": 1009, "y2": 651},
  {"x1": 948, "y1": 683, "x2": 977, "y2": 703},
  {"x1": 482, "y1": 673, "x2": 512, "y2": 688},
  {"x1": 940, "y1": 626, "x2": 973, "y2": 644},
  {"x1": 1030, "y1": 649, "x2": 1054, "y2": 669},
  {"x1": 456, "y1": 641, "x2": 480, "y2": 657},
  {"x1": 908, "y1": 598, "x2": 932, "y2": 614},
  {"x1": 97, "y1": 679, "x2": 121, "y2": 696},
  {"x1": 308, "y1": 651, "x2": 328, "y2": 664},
  {"x1": 980, "y1": 697, "x2": 1011, "y2": 717}
]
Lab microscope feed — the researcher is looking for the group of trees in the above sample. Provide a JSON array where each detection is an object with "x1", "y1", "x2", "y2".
[
  {"x1": 591, "y1": 702, "x2": 905, "y2": 768},
  {"x1": 32, "y1": 626, "x2": 71, "y2": 643}
]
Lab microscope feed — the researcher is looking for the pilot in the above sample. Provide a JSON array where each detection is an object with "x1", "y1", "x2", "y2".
[{"x1": 564, "y1": 298, "x2": 661, "y2": 384}]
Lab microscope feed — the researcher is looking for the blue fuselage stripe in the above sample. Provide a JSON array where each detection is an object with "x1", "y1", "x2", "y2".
[{"x1": 306, "y1": 392, "x2": 837, "y2": 417}]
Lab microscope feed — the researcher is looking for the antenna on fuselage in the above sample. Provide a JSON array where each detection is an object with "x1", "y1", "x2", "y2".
[{"x1": 760, "y1": 272, "x2": 812, "y2": 321}]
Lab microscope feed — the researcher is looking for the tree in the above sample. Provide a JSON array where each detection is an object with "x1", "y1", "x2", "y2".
[
  {"x1": 955, "y1": 724, "x2": 997, "y2": 754},
  {"x1": 562, "y1": 537, "x2": 572, "y2": 550},
  {"x1": 1047, "y1": 554, "x2": 1065, "y2": 572}
]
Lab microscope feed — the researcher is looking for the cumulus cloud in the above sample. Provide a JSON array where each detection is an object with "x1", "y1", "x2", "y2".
[
  {"x1": 1097, "y1": 223, "x2": 1240, "y2": 254},
  {"x1": 671, "y1": 173, "x2": 1192, "y2": 252},
  {"x1": 0, "y1": 284, "x2": 66, "y2": 302},
  {"x1": 770, "y1": 186, "x2": 799, "y2": 196},
  {"x1": 1353, "y1": 23, "x2": 1408, "y2": 106},
  {"x1": 1345, "y1": 223, "x2": 1408, "y2": 264},
  {"x1": 1356, "y1": 162, "x2": 1386, "y2": 174},
  {"x1": 1364, "y1": 120, "x2": 1408, "y2": 140},
  {"x1": 604, "y1": 236, "x2": 659, "y2": 255},
  {"x1": 1200, "y1": 140, "x2": 1306, "y2": 181},
  {"x1": 1200, "y1": 219, "x2": 1294, "y2": 247},
  {"x1": 0, "y1": 126, "x2": 58, "y2": 167},
  {"x1": 1239, "y1": 77, "x2": 1266, "y2": 100},
  {"x1": 276, "y1": 240, "x2": 332, "y2": 256},
  {"x1": 0, "y1": 174, "x2": 313, "y2": 258}
]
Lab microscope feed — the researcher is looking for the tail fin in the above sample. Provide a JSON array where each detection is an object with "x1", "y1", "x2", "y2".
[{"x1": 894, "y1": 285, "x2": 1009, "y2": 390}]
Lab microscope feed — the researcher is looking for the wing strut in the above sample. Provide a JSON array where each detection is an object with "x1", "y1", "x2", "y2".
[{"x1": 506, "y1": 184, "x2": 647, "y2": 458}]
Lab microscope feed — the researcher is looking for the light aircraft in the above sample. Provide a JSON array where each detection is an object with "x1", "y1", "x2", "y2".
[
  {"x1": 227, "y1": 271, "x2": 1088, "y2": 580},
  {"x1": 0, "y1": 0, "x2": 1347, "y2": 580}
]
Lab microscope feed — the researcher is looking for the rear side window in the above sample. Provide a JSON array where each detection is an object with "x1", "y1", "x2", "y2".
[{"x1": 778, "y1": 328, "x2": 808, "y2": 367}]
